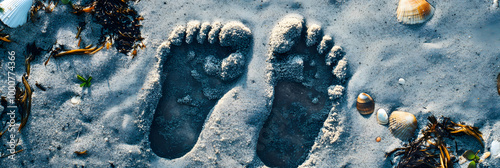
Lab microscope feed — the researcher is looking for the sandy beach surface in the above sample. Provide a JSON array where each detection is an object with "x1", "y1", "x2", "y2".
[{"x1": 0, "y1": 0, "x2": 499, "y2": 167}]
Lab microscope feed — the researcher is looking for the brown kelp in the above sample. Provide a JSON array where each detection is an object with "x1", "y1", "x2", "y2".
[
  {"x1": 44, "y1": 43, "x2": 105, "y2": 65},
  {"x1": 73, "y1": 0, "x2": 143, "y2": 56},
  {"x1": 74, "y1": 150, "x2": 88, "y2": 155},
  {"x1": 0, "y1": 28, "x2": 11, "y2": 42},
  {"x1": 25, "y1": 42, "x2": 43, "y2": 77},
  {"x1": 35, "y1": 81, "x2": 47, "y2": 91},
  {"x1": 30, "y1": 0, "x2": 59, "y2": 22},
  {"x1": 386, "y1": 115, "x2": 484, "y2": 168},
  {"x1": 15, "y1": 75, "x2": 33, "y2": 132}
]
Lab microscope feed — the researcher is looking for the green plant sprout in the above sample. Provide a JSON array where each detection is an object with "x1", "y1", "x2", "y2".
[
  {"x1": 77, "y1": 75, "x2": 92, "y2": 87},
  {"x1": 463, "y1": 150, "x2": 480, "y2": 168}
]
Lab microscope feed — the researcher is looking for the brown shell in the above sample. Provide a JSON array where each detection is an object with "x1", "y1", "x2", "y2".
[
  {"x1": 497, "y1": 73, "x2": 500, "y2": 96},
  {"x1": 356, "y1": 93, "x2": 375, "y2": 115}
]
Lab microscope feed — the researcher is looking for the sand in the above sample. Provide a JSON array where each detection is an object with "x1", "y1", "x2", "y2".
[{"x1": 0, "y1": 0, "x2": 499, "y2": 167}]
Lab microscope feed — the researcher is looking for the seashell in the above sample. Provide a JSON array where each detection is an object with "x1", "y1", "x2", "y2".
[
  {"x1": 356, "y1": 93, "x2": 375, "y2": 115},
  {"x1": 398, "y1": 78, "x2": 406, "y2": 85},
  {"x1": 377, "y1": 109, "x2": 389, "y2": 125},
  {"x1": 71, "y1": 96, "x2": 81, "y2": 105},
  {"x1": 491, "y1": 140, "x2": 500, "y2": 157},
  {"x1": 0, "y1": 0, "x2": 32, "y2": 28},
  {"x1": 389, "y1": 111, "x2": 418, "y2": 140},
  {"x1": 497, "y1": 73, "x2": 500, "y2": 96},
  {"x1": 479, "y1": 152, "x2": 490, "y2": 163},
  {"x1": 396, "y1": 0, "x2": 434, "y2": 24}
]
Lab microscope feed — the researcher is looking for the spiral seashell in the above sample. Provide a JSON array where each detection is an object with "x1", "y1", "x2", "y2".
[
  {"x1": 389, "y1": 111, "x2": 418, "y2": 140},
  {"x1": 376, "y1": 109, "x2": 389, "y2": 125},
  {"x1": 396, "y1": 0, "x2": 434, "y2": 24},
  {"x1": 356, "y1": 93, "x2": 375, "y2": 115},
  {"x1": 0, "y1": 0, "x2": 32, "y2": 28}
]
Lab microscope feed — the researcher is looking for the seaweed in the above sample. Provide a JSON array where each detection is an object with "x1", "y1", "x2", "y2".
[
  {"x1": 16, "y1": 75, "x2": 33, "y2": 132},
  {"x1": 30, "y1": 0, "x2": 59, "y2": 22},
  {"x1": 386, "y1": 115, "x2": 484, "y2": 168},
  {"x1": 0, "y1": 28, "x2": 11, "y2": 43},
  {"x1": 35, "y1": 81, "x2": 47, "y2": 91},
  {"x1": 25, "y1": 42, "x2": 43, "y2": 77},
  {"x1": 44, "y1": 43, "x2": 105, "y2": 65},
  {"x1": 73, "y1": 0, "x2": 143, "y2": 56},
  {"x1": 75, "y1": 21, "x2": 86, "y2": 39},
  {"x1": 74, "y1": 150, "x2": 88, "y2": 155}
]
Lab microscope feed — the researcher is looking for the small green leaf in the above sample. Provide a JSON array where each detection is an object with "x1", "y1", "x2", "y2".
[
  {"x1": 86, "y1": 82, "x2": 91, "y2": 87},
  {"x1": 463, "y1": 150, "x2": 476, "y2": 160},
  {"x1": 77, "y1": 75, "x2": 87, "y2": 82},
  {"x1": 0, "y1": 7, "x2": 4, "y2": 13},
  {"x1": 475, "y1": 155, "x2": 480, "y2": 161},
  {"x1": 87, "y1": 76, "x2": 92, "y2": 82},
  {"x1": 80, "y1": 83, "x2": 85, "y2": 87},
  {"x1": 468, "y1": 161, "x2": 476, "y2": 168}
]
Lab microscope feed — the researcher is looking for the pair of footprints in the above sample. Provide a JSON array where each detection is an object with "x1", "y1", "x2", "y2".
[{"x1": 149, "y1": 14, "x2": 348, "y2": 167}]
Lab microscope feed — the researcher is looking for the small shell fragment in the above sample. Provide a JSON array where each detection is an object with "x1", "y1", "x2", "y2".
[
  {"x1": 71, "y1": 96, "x2": 81, "y2": 105},
  {"x1": 396, "y1": 0, "x2": 435, "y2": 24},
  {"x1": 356, "y1": 93, "x2": 375, "y2": 115},
  {"x1": 389, "y1": 111, "x2": 418, "y2": 140},
  {"x1": 497, "y1": 73, "x2": 499, "y2": 96},
  {"x1": 376, "y1": 137, "x2": 381, "y2": 142},
  {"x1": 479, "y1": 152, "x2": 490, "y2": 163},
  {"x1": 377, "y1": 109, "x2": 389, "y2": 125},
  {"x1": 398, "y1": 78, "x2": 406, "y2": 85}
]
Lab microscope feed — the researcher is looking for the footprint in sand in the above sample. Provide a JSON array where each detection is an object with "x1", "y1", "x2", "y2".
[
  {"x1": 149, "y1": 20, "x2": 252, "y2": 159},
  {"x1": 257, "y1": 14, "x2": 349, "y2": 167}
]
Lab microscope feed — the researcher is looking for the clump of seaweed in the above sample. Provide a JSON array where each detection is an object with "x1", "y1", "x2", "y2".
[
  {"x1": 73, "y1": 0, "x2": 143, "y2": 56},
  {"x1": 30, "y1": 0, "x2": 60, "y2": 22},
  {"x1": 386, "y1": 115, "x2": 484, "y2": 168}
]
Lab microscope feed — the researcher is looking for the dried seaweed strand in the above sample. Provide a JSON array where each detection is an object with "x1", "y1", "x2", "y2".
[{"x1": 18, "y1": 75, "x2": 32, "y2": 131}]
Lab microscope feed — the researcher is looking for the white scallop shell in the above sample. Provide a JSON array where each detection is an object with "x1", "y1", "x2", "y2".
[
  {"x1": 0, "y1": 0, "x2": 32, "y2": 28},
  {"x1": 491, "y1": 140, "x2": 500, "y2": 158},
  {"x1": 376, "y1": 109, "x2": 388, "y2": 125},
  {"x1": 389, "y1": 111, "x2": 417, "y2": 140}
]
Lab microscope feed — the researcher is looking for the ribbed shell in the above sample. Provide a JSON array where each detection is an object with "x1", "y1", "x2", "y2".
[
  {"x1": 396, "y1": 0, "x2": 434, "y2": 24},
  {"x1": 389, "y1": 111, "x2": 417, "y2": 140},
  {"x1": 377, "y1": 109, "x2": 388, "y2": 125},
  {"x1": 356, "y1": 93, "x2": 375, "y2": 115},
  {"x1": 0, "y1": 0, "x2": 32, "y2": 28}
]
